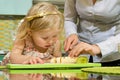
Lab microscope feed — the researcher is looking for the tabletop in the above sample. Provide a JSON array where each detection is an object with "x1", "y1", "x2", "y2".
[{"x1": 0, "y1": 69, "x2": 120, "y2": 80}]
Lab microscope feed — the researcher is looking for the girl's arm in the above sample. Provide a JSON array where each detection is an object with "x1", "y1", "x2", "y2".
[
  {"x1": 10, "y1": 39, "x2": 33, "y2": 64},
  {"x1": 10, "y1": 39, "x2": 29, "y2": 64},
  {"x1": 10, "y1": 39, "x2": 44, "y2": 64}
]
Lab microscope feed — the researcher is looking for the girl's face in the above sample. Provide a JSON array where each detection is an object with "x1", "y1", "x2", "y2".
[{"x1": 31, "y1": 27, "x2": 60, "y2": 49}]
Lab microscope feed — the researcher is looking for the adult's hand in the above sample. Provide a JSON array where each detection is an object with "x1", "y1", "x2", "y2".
[
  {"x1": 64, "y1": 34, "x2": 79, "y2": 52},
  {"x1": 68, "y1": 42, "x2": 101, "y2": 57}
]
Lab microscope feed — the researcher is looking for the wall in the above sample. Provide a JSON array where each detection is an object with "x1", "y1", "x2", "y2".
[
  {"x1": 0, "y1": 16, "x2": 24, "y2": 51},
  {"x1": 0, "y1": 0, "x2": 32, "y2": 52},
  {"x1": 0, "y1": 0, "x2": 32, "y2": 15}
]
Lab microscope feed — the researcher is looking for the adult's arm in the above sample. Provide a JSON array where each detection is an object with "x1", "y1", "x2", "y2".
[
  {"x1": 97, "y1": 32, "x2": 120, "y2": 57},
  {"x1": 64, "y1": 0, "x2": 78, "y2": 37}
]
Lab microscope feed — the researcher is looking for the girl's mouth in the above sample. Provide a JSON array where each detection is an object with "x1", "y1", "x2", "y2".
[{"x1": 45, "y1": 45, "x2": 51, "y2": 48}]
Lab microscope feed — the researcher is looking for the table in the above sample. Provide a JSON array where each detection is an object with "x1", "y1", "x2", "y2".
[{"x1": 0, "y1": 69, "x2": 120, "y2": 80}]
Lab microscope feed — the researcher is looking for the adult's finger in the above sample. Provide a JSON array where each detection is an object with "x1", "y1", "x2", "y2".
[
  {"x1": 64, "y1": 38, "x2": 71, "y2": 52},
  {"x1": 69, "y1": 43, "x2": 85, "y2": 57},
  {"x1": 69, "y1": 39, "x2": 78, "y2": 50}
]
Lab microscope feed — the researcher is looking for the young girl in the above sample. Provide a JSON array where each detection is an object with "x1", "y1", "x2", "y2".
[{"x1": 2, "y1": 2, "x2": 64, "y2": 65}]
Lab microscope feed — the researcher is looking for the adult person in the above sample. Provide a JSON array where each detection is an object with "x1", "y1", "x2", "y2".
[{"x1": 64, "y1": 0, "x2": 120, "y2": 62}]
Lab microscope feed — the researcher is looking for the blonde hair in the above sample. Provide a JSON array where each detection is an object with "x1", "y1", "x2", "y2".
[{"x1": 16, "y1": 2, "x2": 64, "y2": 40}]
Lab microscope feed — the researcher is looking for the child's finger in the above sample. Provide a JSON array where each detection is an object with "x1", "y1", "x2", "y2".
[
  {"x1": 36, "y1": 58, "x2": 44, "y2": 64},
  {"x1": 29, "y1": 59, "x2": 34, "y2": 64},
  {"x1": 32, "y1": 59, "x2": 37, "y2": 64}
]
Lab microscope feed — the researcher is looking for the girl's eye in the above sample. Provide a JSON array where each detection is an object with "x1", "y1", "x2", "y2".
[{"x1": 42, "y1": 37, "x2": 48, "y2": 40}]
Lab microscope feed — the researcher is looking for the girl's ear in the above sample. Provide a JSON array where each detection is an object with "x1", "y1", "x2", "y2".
[{"x1": 27, "y1": 30, "x2": 32, "y2": 36}]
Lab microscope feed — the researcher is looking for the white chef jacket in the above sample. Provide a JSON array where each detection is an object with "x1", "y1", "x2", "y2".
[{"x1": 64, "y1": 0, "x2": 120, "y2": 62}]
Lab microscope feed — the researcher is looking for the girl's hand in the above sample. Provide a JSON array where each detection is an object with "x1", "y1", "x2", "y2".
[
  {"x1": 22, "y1": 57, "x2": 44, "y2": 64},
  {"x1": 64, "y1": 34, "x2": 79, "y2": 52},
  {"x1": 68, "y1": 42, "x2": 101, "y2": 57}
]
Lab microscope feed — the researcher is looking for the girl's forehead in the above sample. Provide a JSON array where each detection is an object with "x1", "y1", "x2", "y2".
[
  {"x1": 40, "y1": 27, "x2": 60, "y2": 32},
  {"x1": 34, "y1": 27, "x2": 60, "y2": 35}
]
